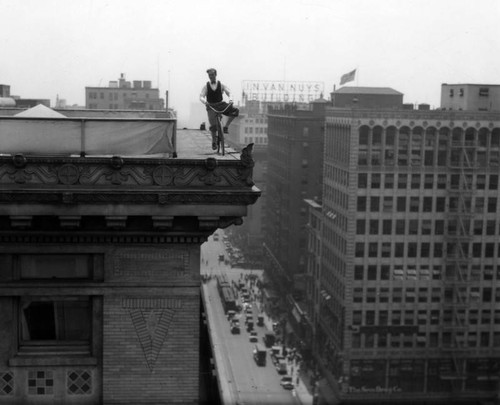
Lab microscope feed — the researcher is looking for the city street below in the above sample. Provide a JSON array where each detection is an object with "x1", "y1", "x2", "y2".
[{"x1": 201, "y1": 230, "x2": 315, "y2": 405}]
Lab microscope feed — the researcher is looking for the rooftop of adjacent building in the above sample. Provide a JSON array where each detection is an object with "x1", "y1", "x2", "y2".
[{"x1": 333, "y1": 86, "x2": 403, "y2": 95}]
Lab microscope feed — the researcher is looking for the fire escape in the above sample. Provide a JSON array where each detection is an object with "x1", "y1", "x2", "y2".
[{"x1": 442, "y1": 130, "x2": 476, "y2": 392}]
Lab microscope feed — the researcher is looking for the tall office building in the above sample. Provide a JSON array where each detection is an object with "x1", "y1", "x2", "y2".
[
  {"x1": 85, "y1": 73, "x2": 164, "y2": 110},
  {"x1": 264, "y1": 99, "x2": 326, "y2": 301},
  {"x1": 311, "y1": 95, "x2": 500, "y2": 402}
]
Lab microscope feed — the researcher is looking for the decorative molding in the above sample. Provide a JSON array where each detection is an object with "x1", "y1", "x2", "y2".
[
  {"x1": 0, "y1": 155, "x2": 257, "y2": 188},
  {"x1": 124, "y1": 298, "x2": 182, "y2": 371},
  {"x1": 105, "y1": 216, "x2": 127, "y2": 229},
  {"x1": 122, "y1": 298, "x2": 183, "y2": 309},
  {"x1": 10, "y1": 216, "x2": 32, "y2": 229},
  {"x1": 152, "y1": 216, "x2": 174, "y2": 230},
  {"x1": 59, "y1": 216, "x2": 82, "y2": 229},
  {"x1": 67, "y1": 369, "x2": 92, "y2": 395},
  {"x1": 0, "y1": 371, "x2": 14, "y2": 396},
  {"x1": 0, "y1": 234, "x2": 207, "y2": 245},
  {"x1": 198, "y1": 216, "x2": 244, "y2": 230},
  {"x1": 114, "y1": 250, "x2": 190, "y2": 279}
]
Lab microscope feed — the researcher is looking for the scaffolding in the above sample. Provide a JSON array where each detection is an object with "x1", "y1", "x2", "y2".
[{"x1": 442, "y1": 130, "x2": 476, "y2": 392}]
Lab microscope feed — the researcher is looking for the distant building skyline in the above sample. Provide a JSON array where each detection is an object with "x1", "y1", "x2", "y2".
[{"x1": 85, "y1": 73, "x2": 164, "y2": 110}]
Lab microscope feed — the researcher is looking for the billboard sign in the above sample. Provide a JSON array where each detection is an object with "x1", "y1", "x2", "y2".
[{"x1": 242, "y1": 80, "x2": 324, "y2": 103}]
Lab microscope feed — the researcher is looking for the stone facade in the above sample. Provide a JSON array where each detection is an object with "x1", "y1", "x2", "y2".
[{"x1": 0, "y1": 150, "x2": 260, "y2": 404}]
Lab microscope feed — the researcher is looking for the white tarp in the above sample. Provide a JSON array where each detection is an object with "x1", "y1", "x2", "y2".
[
  {"x1": 14, "y1": 104, "x2": 67, "y2": 118},
  {"x1": 0, "y1": 118, "x2": 175, "y2": 156}
]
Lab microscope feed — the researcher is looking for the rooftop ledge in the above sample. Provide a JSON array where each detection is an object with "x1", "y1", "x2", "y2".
[{"x1": 0, "y1": 129, "x2": 261, "y2": 235}]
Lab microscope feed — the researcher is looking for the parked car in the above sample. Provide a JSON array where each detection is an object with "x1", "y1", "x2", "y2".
[
  {"x1": 282, "y1": 381, "x2": 294, "y2": 390},
  {"x1": 276, "y1": 359, "x2": 287, "y2": 374}
]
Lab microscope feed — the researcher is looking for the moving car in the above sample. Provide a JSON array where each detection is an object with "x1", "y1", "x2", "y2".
[
  {"x1": 280, "y1": 376, "x2": 293, "y2": 386},
  {"x1": 253, "y1": 343, "x2": 267, "y2": 366},
  {"x1": 249, "y1": 331, "x2": 258, "y2": 342},
  {"x1": 282, "y1": 381, "x2": 294, "y2": 390}
]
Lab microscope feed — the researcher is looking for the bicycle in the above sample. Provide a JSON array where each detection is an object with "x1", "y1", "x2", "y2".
[{"x1": 206, "y1": 101, "x2": 233, "y2": 156}]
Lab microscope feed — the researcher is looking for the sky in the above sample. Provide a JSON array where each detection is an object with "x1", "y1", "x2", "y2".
[{"x1": 1, "y1": 0, "x2": 499, "y2": 126}]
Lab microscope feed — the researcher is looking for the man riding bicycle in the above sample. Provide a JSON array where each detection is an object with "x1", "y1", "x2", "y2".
[{"x1": 200, "y1": 68, "x2": 239, "y2": 150}]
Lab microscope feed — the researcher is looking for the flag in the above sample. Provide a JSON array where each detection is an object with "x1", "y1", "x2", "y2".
[{"x1": 340, "y1": 69, "x2": 356, "y2": 85}]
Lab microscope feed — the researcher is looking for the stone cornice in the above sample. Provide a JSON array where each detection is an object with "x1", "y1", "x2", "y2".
[
  {"x1": 0, "y1": 146, "x2": 260, "y2": 207},
  {"x1": 0, "y1": 146, "x2": 260, "y2": 236}
]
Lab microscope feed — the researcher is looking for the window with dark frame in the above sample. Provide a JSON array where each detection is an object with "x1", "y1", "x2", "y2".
[
  {"x1": 16, "y1": 254, "x2": 96, "y2": 355},
  {"x1": 20, "y1": 297, "x2": 91, "y2": 348}
]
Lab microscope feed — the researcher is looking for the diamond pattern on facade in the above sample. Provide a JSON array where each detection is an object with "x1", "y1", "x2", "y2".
[{"x1": 67, "y1": 369, "x2": 92, "y2": 395}]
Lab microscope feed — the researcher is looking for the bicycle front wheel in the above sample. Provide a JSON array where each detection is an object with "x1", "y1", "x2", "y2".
[{"x1": 216, "y1": 118, "x2": 225, "y2": 156}]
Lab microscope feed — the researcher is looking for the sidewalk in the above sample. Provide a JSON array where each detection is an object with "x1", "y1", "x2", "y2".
[
  {"x1": 287, "y1": 358, "x2": 314, "y2": 405},
  {"x1": 255, "y1": 298, "x2": 315, "y2": 405}
]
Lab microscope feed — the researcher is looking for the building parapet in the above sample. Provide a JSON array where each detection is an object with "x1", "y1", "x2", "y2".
[{"x1": 326, "y1": 107, "x2": 500, "y2": 122}]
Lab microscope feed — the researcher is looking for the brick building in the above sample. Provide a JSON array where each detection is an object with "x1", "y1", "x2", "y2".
[
  {"x1": 263, "y1": 99, "x2": 326, "y2": 301},
  {"x1": 85, "y1": 73, "x2": 164, "y2": 110}
]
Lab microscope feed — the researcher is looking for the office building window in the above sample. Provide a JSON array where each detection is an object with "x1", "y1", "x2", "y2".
[
  {"x1": 397, "y1": 197, "x2": 406, "y2": 212},
  {"x1": 423, "y1": 197, "x2": 433, "y2": 212},
  {"x1": 411, "y1": 174, "x2": 421, "y2": 189},
  {"x1": 16, "y1": 254, "x2": 97, "y2": 355},
  {"x1": 381, "y1": 242, "x2": 391, "y2": 257},
  {"x1": 395, "y1": 220, "x2": 405, "y2": 234},
  {"x1": 358, "y1": 173, "x2": 367, "y2": 188},
  {"x1": 437, "y1": 174, "x2": 447, "y2": 189},
  {"x1": 356, "y1": 220, "x2": 365, "y2": 235},
  {"x1": 436, "y1": 197, "x2": 446, "y2": 212},
  {"x1": 367, "y1": 265, "x2": 377, "y2": 280},
  {"x1": 479, "y1": 87, "x2": 489, "y2": 97},
  {"x1": 488, "y1": 197, "x2": 497, "y2": 213},
  {"x1": 424, "y1": 174, "x2": 434, "y2": 188},
  {"x1": 355, "y1": 243, "x2": 364, "y2": 257},
  {"x1": 435, "y1": 220, "x2": 444, "y2": 235},
  {"x1": 353, "y1": 288, "x2": 363, "y2": 303},
  {"x1": 357, "y1": 197, "x2": 367, "y2": 211},
  {"x1": 398, "y1": 174, "x2": 407, "y2": 189},
  {"x1": 409, "y1": 220, "x2": 419, "y2": 235},
  {"x1": 408, "y1": 243, "x2": 418, "y2": 257},
  {"x1": 383, "y1": 197, "x2": 393, "y2": 212},
  {"x1": 490, "y1": 175, "x2": 498, "y2": 190},
  {"x1": 20, "y1": 297, "x2": 91, "y2": 349},
  {"x1": 371, "y1": 174, "x2": 381, "y2": 188},
  {"x1": 370, "y1": 197, "x2": 379, "y2": 212},
  {"x1": 384, "y1": 174, "x2": 394, "y2": 188},
  {"x1": 395, "y1": 243, "x2": 404, "y2": 257},
  {"x1": 382, "y1": 220, "x2": 392, "y2": 235},
  {"x1": 368, "y1": 243, "x2": 378, "y2": 257},
  {"x1": 354, "y1": 266, "x2": 364, "y2": 280},
  {"x1": 410, "y1": 197, "x2": 420, "y2": 212}
]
